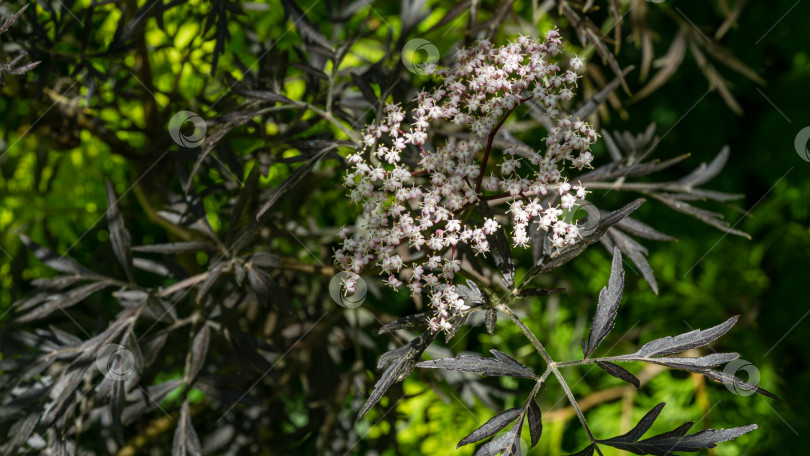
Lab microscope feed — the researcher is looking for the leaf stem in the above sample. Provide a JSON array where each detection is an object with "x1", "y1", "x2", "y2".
[{"x1": 497, "y1": 302, "x2": 601, "y2": 452}]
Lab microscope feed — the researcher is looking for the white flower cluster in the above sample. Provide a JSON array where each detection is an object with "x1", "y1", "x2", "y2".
[{"x1": 336, "y1": 30, "x2": 597, "y2": 331}]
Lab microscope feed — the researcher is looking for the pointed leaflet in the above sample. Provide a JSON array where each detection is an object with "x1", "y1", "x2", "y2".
[
  {"x1": 531, "y1": 199, "x2": 645, "y2": 278},
  {"x1": 701, "y1": 369, "x2": 777, "y2": 399},
  {"x1": 615, "y1": 216, "x2": 676, "y2": 242},
  {"x1": 517, "y1": 288, "x2": 566, "y2": 298},
  {"x1": 458, "y1": 407, "x2": 521, "y2": 447},
  {"x1": 445, "y1": 313, "x2": 468, "y2": 343},
  {"x1": 105, "y1": 179, "x2": 134, "y2": 282},
  {"x1": 501, "y1": 416, "x2": 526, "y2": 456},
  {"x1": 172, "y1": 401, "x2": 202, "y2": 456},
  {"x1": 15, "y1": 281, "x2": 113, "y2": 323},
  {"x1": 357, "y1": 330, "x2": 437, "y2": 420},
  {"x1": 279, "y1": 0, "x2": 333, "y2": 51},
  {"x1": 247, "y1": 266, "x2": 292, "y2": 313},
  {"x1": 638, "y1": 353, "x2": 741, "y2": 370},
  {"x1": 378, "y1": 312, "x2": 430, "y2": 335},
  {"x1": 132, "y1": 242, "x2": 215, "y2": 253},
  {"x1": 595, "y1": 361, "x2": 639, "y2": 389},
  {"x1": 527, "y1": 398, "x2": 542, "y2": 448},
  {"x1": 601, "y1": 402, "x2": 665, "y2": 446},
  {"x1": 678, "y1": 146, "x2": 730, "y2": 188},
  {"x1": 583, "y1": 247, "x2": 624, "y2": 358},
  {"x1": 632, "y1": 316, "x2": 738, "y2": 357},
  {"x1": 225, "y1": 166, "x2": 260, "y2": 245},
  {"x1": 485, "y1": 307, "x2": 497, "y2": 335},
  {"x1": 184, "y1": 325, "x2": 210, "y2": 384},
  {"x1": 473, "y1": 417, "x2": 525, "y2": 456},
  {"x1": 609, "y1": 228, "x2": 658, "y2": 294},
  {"x1": 19, "y1": 234, "x2": 90, "y2": 275},
  {"x1": 256, "y1": 148, "x2": 330, "y2": 221},
  {"x1": 568, "y1": 444, "x2": 596, "y2": 456},
  {"x1": 456, "y1": 280, "x2": 485, "y2": 304},
  {"x1": 417, "y1": 350, "x2": 536, "y2": 379},
  {"x1": 598, "y1": 402, "x2": 759, "y2": 455}
]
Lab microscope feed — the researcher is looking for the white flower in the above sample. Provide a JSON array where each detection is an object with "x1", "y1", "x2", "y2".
[{"x1": 336, "y1": 31, "x2": 594, "y2": 324}]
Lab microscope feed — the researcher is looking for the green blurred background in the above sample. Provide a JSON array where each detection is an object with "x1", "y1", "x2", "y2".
[{"x1": 1, "y1": 0, "x2": 808, "y2": 454}]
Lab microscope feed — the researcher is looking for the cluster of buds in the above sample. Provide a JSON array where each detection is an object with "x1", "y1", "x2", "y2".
[{"x1": 336, "y1": 30, "x2": 597, "y2": 331}]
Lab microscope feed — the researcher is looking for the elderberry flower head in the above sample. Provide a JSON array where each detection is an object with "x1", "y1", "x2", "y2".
[{"x1": 335, "y1": 30, "x2": 597, "y2": 331}]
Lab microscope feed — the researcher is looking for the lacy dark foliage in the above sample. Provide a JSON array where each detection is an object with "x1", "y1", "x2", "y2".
[{"x1": 0, "y1": 0, "x2": 772, "y2": 455}]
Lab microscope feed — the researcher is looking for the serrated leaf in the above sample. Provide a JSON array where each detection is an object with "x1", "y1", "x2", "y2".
[
  {"x1": 280, "y1": 0, "x2": 334, "y2": 52},
  {"x1": 678, "y1": 146, "x2": 730, "y2": 188},
  {"x1": 416, "y1": 350, "x2": 536, "y2": 379},
  {"x1": 351, "y1": 72, "x2": 378, "y2": 105},
  {"x1": 132, "y1": 242, "x2": 216, "y2": 253},
  {"x1": 502, "y1": 416, "x2": 525, "y2": 456},
  {"x1": 473, "y1": 426, "x2": 515, "y2": 456},
  {"x1": 472, "y1": 417, "x2": 525, "y2": 456},
  {"x1": 615, "y1": 217, "x2": 676, "y2": 242},
  {"x1": 641, "y1": 353, "x2": 740, "y2": 370},
  {"x1": 445, "y1": 313, "x2": 468, "y2": 343},
  {"x1": 19, "y1": 234, "x2": 90, "y2": 275},
  {"x1": 226, "y1": 166, "x2": 260, "y2": 245},
  {"x1": 185, "y1": 325, "x2": 210, "y2": 383},
  {"x1": 358, "y1": 331, "x2": 437, "y2": 419},
  {"x1": 607, "y1": 424, "x2": 758, "y2": 455},
  {"x1": 485, "y1": 307, "x2": 497, "y2": 335},
  {"x1": 598, "y1": 402, "x2": 760, "y2": 455},
  {"x1": 456, "y1": 280, "x2": 485, "y2": 304},
  {"x1": 105, "y1": 179, "x2": 134, "y2": 282},
  {"x1": 601, "y1": 402, "x2": 665, "y2": 445},
  {"x1": 378, "y1": 312, "x2": 430, "y2": 335},
  {"x1": 249, "y1": 252, "x2": 282, "y2": 268},
  {"x1": 568, "y1": 444, "x2": 596, "y2": 456},
  {"x1": 426, "y1": 0, "x2": 472, "y2": 34},
  {"x1": 256, "y1": 148, "x2": 330, "y2": 221},
  {"x1": 700, "y1": 369, "x2": 777, "y2": 399},
  {"x1": 517, "y1": 288, "x2": 566, "y2": 298},
  {"x1": 527, "y1": 398, "x2": 542, "y2": 448},
  {"x1": 172, "y1": 401, "x2": 202, "y2": 456},
  {"x1": 458, "y1": 407, "x2": 521, "y2": 447},
  {"x1": 15, "y1": 281, "x2": 113, "y2": 323},
  {"x1": 584, "y1": 247, "x2": 624, "y2": 358},
  {"x1": 247, "y1": 267, "x2": 292, "y2": 313},
  {"x1": 196, "y1": 262, "x2": 226, "y2": 303},
  {"x1": 532, "y1": 199, "x2": 645, "y2": 278},
  {"x1": 596, "y1": 361, "x2": 640, "y2": 389},
  {"x1": 633, "y1": 316, "x2": 738, "y2": 357},
  {"x1": 609, "y1": 228, "x2": 658, "y2": 294}
]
